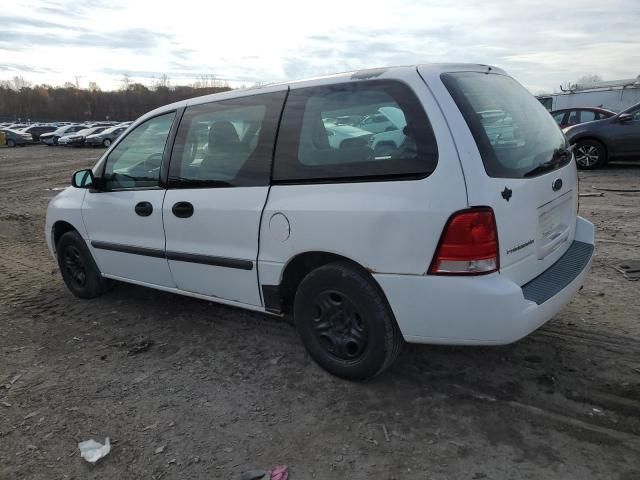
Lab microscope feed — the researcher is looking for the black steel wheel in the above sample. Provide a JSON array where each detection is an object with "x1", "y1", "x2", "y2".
[
  {"x1": 310, "y1": 290, "x2": 369, "y2": 361},
  {"x1": 56, "y1": 230, "x2": 109, "y2": 299},
  {"x1": 294, "y1": 262, "x2": 403, "y2": 380},
  {"x1": 62, "y1": 244, "x2": 87, "y2": 288}
]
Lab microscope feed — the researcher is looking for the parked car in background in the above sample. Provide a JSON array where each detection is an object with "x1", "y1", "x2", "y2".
[
  {"x1": 323, "y1": 123, "x2": 371, "y2": 149},
  {"x1": 367, "y1": 106, "x2": 408, "y2": 155},
  {"x1": 41, "y1": 124, "x2": 88, "y2": 145},
  {"x1": 551, "y1": 107, "x2": 615, "y2": 129},
  {"x1": 46, "y1": 64, "x2": 594, "y2": 380},
  {"x1": 58, "y1": 126, "x2": 107, "y2": 147},
  {"x1": 85, "y1": 125, "x2": 128, "y2": 147},
  {"x1": 8, "y1": 123, "x2": 28, "y2": 130},
  {"x1": 565, "y1": 101, "x2": 640, "y2": 169},
  {"x1": 20, "y1": 124, "x2": 57, "y2": 142},
  {"x1": 358, "y1": 112, "x2": 396, "y2": 133},
  {"x1": 1, "y1": 128, "x2": 33, "y2": 147}
]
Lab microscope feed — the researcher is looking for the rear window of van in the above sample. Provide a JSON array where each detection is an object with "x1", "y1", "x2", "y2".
[{"x1": 442, "y1": 72, "x2": 568, "y2": 179}]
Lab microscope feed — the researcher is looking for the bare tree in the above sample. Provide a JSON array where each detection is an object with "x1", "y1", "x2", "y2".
[
  {"x1": 11, "y1": 76, "x2": 30, "y2": 91},
  {"x1": 576, "y1": 74, "x2": 603, "y2": 87},
  {"x1": 88, "y1": 81, "x2": 101, "y2": 92},
  {"x1": 153, "y1": 74, "x2": 171, "y2": 90},
  {"x1": 192, "y1": 74, "x2": 226, "y2": 89},
  {"x1": 561, "y1": 73, "x2": 603, "y2": 92},
  {"x1": 120, "y1": 74, "x2": 131, "y2": 91}
]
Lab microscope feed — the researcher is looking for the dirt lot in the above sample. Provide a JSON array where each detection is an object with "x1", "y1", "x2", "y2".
[{"x1": 1, "y1": 145, "x2": 639, "y2": 480}]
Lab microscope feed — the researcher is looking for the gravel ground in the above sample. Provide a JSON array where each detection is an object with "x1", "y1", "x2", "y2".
[{"x1": 1, "y1": 145, "x2": 639, "y2": 480}]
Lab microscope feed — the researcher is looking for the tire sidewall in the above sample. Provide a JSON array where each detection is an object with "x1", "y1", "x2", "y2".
[
  {"x1": 103, "y1": 138, "x2": 111, "y2": 147},
  {"x1": 56, "y1": 231, "x2": 105, "y2": 298},
  {"x1": 294, "y1": 264, "x2": 396, "y2": 380}
]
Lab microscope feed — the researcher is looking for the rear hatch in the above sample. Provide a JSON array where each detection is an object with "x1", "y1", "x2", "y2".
[{"x1": 437, "y1": 70, "x2": 578, "y2": 286}]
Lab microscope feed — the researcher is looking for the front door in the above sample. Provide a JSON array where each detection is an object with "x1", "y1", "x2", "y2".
[
  {"x1": 162, "y1": 89, "x2": 287, "y2": 306},
  {"x1": 610, "y1": 105, "x2": 640, "y2": 157},
  {"x1": 82, "y1": 111, "x2": 177, "y2": 287}
]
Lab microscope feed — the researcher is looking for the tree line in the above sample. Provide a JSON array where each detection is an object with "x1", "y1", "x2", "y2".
[{"x1": 0, "y1": 76, "x2": 232, "y2": 123}]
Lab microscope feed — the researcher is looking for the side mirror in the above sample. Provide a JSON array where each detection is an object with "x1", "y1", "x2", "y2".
[
  {"x1": 618, "y1": 113, "x2": 633, "y2": 123},
  {"x1": 72, "y1": 169, "x2": 95, "y2": 188}
]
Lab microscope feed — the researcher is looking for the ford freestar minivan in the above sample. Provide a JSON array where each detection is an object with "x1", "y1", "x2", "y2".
[{"x1": 46, "y1": 64, "x2": 595, "y2": 380}]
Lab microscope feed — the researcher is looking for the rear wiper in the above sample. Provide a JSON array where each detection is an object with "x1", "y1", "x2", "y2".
[{"x1": 523, "y1": 147, "x2": 572, "y2": 177}]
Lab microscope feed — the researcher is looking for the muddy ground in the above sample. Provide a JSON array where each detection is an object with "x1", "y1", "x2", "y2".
[{"x1": 1, "y1": 145, "x2": 639, "y2": 480}]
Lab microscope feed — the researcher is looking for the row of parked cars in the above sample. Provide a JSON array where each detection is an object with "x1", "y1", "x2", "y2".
[{"x1": 0, "y1": 121, "x2": 131, "y2": 148}]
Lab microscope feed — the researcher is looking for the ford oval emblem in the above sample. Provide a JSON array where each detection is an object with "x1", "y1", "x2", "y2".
[{"x1": 552, "y1": 178, "x2": 563, "y2": 191}]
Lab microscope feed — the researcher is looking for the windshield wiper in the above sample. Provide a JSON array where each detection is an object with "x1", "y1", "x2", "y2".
[{"x1": 523, "y1": 146, "x2": 572, "y2": 177}]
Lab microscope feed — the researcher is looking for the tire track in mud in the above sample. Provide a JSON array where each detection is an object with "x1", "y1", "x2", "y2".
[{"x1": 2, "y1": 218, "x2": 640, "y2": 450}]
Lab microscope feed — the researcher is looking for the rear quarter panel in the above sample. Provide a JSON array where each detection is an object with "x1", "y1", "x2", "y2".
[{"x1": 258, "y1": 68, "x2": 468, "y2": 286}]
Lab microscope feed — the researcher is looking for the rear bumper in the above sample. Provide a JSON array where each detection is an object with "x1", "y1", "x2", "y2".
[{"x1": 374, "y1": 216, "x2": 595, "y2": 345}]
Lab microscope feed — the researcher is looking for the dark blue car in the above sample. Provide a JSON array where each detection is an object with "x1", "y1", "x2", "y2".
[{"x1": 566, "y1": 102, "x2": 640, "y2": 169}]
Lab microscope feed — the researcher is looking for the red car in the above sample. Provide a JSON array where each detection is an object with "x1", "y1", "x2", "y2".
[{"x1": 551, "y1": 107, "x2": 615, "y2": 129}]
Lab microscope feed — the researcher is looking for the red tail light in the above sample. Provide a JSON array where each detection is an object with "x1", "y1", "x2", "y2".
[{"x1": 429, "y1": 208, "x2": 499, "y2": 275}]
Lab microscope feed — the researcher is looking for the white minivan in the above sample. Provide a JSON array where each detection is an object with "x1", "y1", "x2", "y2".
[{"x1": 45, "y1": 64, "x2": 595, "y2": 380}]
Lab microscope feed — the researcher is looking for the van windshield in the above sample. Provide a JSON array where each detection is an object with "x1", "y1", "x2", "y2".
[{"x1": 441, "y1": 72, "x2": 568, "y2": 178}]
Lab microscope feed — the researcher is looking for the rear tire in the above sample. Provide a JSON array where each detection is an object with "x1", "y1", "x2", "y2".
[
  {"x1": 575, "y1": 139, "x2": 606, "y2": 169},
  {"x1": 56, "y1": 230, "x2": 109, "y2": 299},
  {"x1": 294, "y1": 262, "x2": 403, "y2": 380},
  {"x1": 103, "y1": 138, "x2": 112, "y2": 147}
]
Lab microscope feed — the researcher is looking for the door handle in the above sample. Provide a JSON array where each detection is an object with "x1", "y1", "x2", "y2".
[
  {"x1": 134, "y1": 201, "x2": 153, "y2": 217},
  {"x1": 172, "y1": 201, "x2": 194, "y2": 218}
]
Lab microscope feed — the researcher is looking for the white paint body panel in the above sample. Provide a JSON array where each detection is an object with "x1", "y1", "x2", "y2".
[
  {"x1": 82, "y1": 189, "x2": 175, "y2": 287},
  {"x1": 376, "y1": 217, "x2": 594, "y2": 344},
  {"x1": 258, "y1": 68, "x2": 468, "y2": 285},
  {"x1": 162, "y1": 187, "x2": 267, "y2": 305},
  {"x1": 45, "y1": 186, "x2": 88, "y2": 256},
  {"x1": 418, "y1": 65, "x2": 580, "y2": 286}
]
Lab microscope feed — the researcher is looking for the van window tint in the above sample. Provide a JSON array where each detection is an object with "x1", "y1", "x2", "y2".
[
  {"x1": 442, "y1": 72, "x2": 567, "y2": 179},
  {"x1": 169, "y1": 91, "x2": 286, "y2": 188},
  {"x1": 273, "y1": 80, "x2": 438, "y2": 182},
  {"x1": 103, "y1": 111, "x2": 175, "y2": 189}
]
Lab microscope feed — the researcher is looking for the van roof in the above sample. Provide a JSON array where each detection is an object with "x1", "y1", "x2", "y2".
[{"x1": 140, "y1": 63, "x2": 505, "y2": 121}]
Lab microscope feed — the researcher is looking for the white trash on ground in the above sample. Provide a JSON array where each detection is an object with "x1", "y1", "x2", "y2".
[{"x1": 78, "y1": 437, "x2": 111, "y2": 463}]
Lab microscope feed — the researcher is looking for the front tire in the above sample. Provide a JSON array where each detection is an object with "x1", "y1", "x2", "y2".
[
  {"x1": 7, "y1": 139, "x2": 15, "y2": 147},
  {"x1": 103, "y1": 138, "x2": 112, "y2": 148},
  {"x1": 56, "y1": 230, "x2": 109, "y2": 299},
  {"x1": 575, "y1": 139, "x2": 606, "y2": 169},
  {"x1": 294, "y1": 262, "x2": 403, "y2": 380}
]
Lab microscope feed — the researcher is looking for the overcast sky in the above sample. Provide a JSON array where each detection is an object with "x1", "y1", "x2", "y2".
[{"x1": 1, "y1": 0, "x2": 639, "y2": 93}]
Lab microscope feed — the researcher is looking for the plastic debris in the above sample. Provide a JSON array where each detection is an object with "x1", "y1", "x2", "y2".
[
  {"x1": 240, "y1": 465, "x2": 289, "y2": 480},
  {"x1": 78, "y1": 438, "x2": 111, "y2": 463},
  {"x1": 270, "y1": 465, "x2": 289, "y2": 480}
]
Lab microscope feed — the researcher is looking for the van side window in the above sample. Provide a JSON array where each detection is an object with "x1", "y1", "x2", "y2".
[
  {"x1": 169, "y1": 91, "x2": 286, "y2": 188},
  {"x1": 273, "y1": 80, "x2": 438, "y2": 182},
  {"x1": 102, "y1": 112, "x2": 175, "y2": 190}
]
